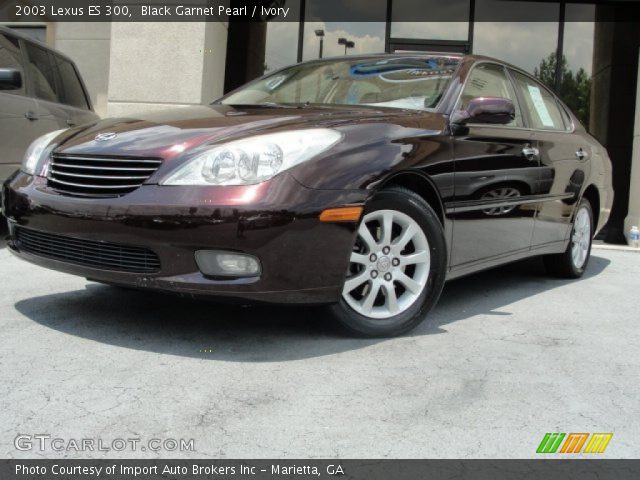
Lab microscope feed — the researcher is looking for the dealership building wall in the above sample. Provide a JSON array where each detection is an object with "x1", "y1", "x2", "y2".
[
  {"x1": 45, "y1": 22, "x2": 228, "y2": 118},
  {"x1": 3, "y1": 5, "x2": 640, "y2": 243}
]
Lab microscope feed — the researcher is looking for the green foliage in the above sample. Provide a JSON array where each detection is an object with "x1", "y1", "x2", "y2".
[{"x1": 534, "y1": 52, "x2": 592, "y2": 128}]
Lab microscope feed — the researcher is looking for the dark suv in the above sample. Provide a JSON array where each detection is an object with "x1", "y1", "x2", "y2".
[{"x1": 0, "y1": 26, "x2": 99, "y2": 184}]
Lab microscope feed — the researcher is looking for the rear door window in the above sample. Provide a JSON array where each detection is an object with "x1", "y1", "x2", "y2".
[
  {"x1": 0, "y1": 33, "x2": 25, "y2": 94},
  {"x1": 53, "y1": 55, "x2": 89, "y2": 110},
  {"x1": 24, "y1": 43, "x2": 58, "y2": 103},
  {"x1": 510, "y1": 69, "x2": 566, "y2": 131}
]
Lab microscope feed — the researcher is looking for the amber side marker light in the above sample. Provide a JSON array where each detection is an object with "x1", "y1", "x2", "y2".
[{"x1": 319, "y1": 206, "x2": 363, "y2": 222}]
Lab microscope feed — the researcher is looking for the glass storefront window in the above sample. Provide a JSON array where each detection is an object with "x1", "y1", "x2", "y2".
[
  {"x1": 391, "y1": 22, "x2": 469, "y2": 42},
  {"x1": 564, "y1": 4, "x2": 595, "y2": 75},
  {"x1": 303, "y1": 0, "x2": 386, "y2": 60},
  {"x1": 556, "y1": 3, "x2": 595, "y2": 128},
  {"x1": 473, "y1": 1, "x2": 560, "y2": 75},
  {"x1": 264, "y1": 0, "x2": 301, "y2": 73},
  {"x1": 302, "y1": 21, "x2": 385, "y2": 60},
  {"x1": 391, "y1": 0, "x2": 470, "y2": 41},
  {"x1": 265, "y1": 22, "x2": 300, "y2": 72}
]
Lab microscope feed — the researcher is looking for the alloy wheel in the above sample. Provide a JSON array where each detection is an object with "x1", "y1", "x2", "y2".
[{"x1": 342, "y1": 209, "x2": 430, "y2": 319}]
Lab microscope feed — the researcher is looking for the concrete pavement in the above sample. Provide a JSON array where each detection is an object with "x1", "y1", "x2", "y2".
[{"x1": 1, "y1": 240, "x2": 638, "y2": 458}]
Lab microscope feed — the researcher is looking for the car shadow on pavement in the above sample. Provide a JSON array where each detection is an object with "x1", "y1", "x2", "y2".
[
  {"x1": 14, "y1": 255, "x2": 610, "y2": 362},
  {"x1": 417, "y1": 254, "x2": 610, "y2": 336}
]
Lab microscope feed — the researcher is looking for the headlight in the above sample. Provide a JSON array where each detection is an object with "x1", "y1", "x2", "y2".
[
  {"x1": 21, "y1": 129, "x2": 67, "y2": 175},
  {"x1": 161, "y1": 128, "x2": 342, "y2": 186}
]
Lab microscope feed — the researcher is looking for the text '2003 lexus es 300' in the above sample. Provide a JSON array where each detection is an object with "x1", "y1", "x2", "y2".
[{"x1": 2, "y1": 54, "x2": 613, "y2": 337}]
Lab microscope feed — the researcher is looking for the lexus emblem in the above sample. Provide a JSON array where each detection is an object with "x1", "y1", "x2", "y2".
[{"x1": 95, "y1": 132, "x2": 117, "y2": 142}]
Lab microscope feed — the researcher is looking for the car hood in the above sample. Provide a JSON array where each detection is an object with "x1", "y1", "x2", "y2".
[{"x1": 55, "y1": 104, "x2": 445, "y2": 160}]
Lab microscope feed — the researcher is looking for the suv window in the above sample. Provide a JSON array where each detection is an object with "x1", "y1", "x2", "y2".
[
  {"x1": 557, "y1": 102, "x2": 574, "y2": 131},
  {"x1": 510, "y1": 69, "x2": 566, "y2": 131},
  {"x1": 0, "y1": 33, "x2": 25, "y2": 94},
  {"x1": 459, "y1": 63, "x2": 523, "y2": 127},
  {"x1": 53, "y1": 55, "x2": 88, "y2": 109},
  {"x1": 24, "y1": 42, "x2": 58, "y2": 103}
]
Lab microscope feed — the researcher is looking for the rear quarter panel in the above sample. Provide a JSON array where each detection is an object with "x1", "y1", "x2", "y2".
[{"x1": 586, "y1": 133, "x2": 614, "y2": 233}]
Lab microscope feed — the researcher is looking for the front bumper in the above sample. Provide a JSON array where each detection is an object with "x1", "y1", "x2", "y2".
[{"x1": 3, "y1": 172, "x2": 366, "y2": 304}]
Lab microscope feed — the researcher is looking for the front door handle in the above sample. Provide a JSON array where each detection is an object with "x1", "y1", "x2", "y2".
[
  {"x1": 575, "y1": 148, "x2": 588, "y2": 161},
  {"x1": 66, "y1": 119, "x2": 76, "y2": 127},
  {"x1": 25, "y1": 111, "x2": 38, "y2": 121},
  {"x1": 522, "y1": 145, "x2": 539, "y2": 160}
]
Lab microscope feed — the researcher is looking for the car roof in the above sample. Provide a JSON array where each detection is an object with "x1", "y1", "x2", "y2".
[
  {"x1": 296, "y1": 52, "x2": 544, "y2": 86},
  {"x1": 296, "y1": 52, "x2": 525, "y2": 71},
  {"x1": 299, "y1": 52, "x2": 464, "y2": 64}
]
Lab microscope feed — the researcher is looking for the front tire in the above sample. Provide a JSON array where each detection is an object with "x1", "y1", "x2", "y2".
[
  {"x1": 330, "y1": 186, "x2": 447, "y2": 337},
  {"x1": 543, "y1": 198, "x2": 593, "y2": 278}
]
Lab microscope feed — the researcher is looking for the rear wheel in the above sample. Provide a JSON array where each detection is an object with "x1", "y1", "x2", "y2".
[
  {"x1": 543, "y1": 198, "x2": 593, "y2": 278},
  {"x1": 330, "y1": 186, "x2": 447, "y2": 337}
]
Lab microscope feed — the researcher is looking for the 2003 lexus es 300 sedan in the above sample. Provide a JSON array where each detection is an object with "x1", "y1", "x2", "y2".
[{"x1": 2, "y1": 54, "x2": 613, "y2": 337}]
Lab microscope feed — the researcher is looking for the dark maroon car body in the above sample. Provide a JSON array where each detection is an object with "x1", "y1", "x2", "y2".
[{"x1": 2, "y1": 54, "x2": 613, "y2": 305}]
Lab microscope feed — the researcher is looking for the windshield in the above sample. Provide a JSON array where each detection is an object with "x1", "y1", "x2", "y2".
[{"x1": 220, "y1": 56, "x2": 460, "y2": 111}]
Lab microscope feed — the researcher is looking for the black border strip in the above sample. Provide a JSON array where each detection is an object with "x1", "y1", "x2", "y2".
[
  {"x1": 2, "y1": 459, "x2": 640, "y2": 480},
  {"x1": 1, "y1": 0, "x2": 640, "y2": 22}
]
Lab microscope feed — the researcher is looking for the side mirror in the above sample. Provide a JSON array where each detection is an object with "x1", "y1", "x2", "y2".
[
  {"x1": 0, "y1": 68, "x2": 22, "y2": 90},
  {"x1": 451, "y1": 96, "x2": 515, "y2": 126}
]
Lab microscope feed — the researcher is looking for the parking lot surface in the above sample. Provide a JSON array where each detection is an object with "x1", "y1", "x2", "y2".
[{"x1": 1, "y1": 240, "x2": 638, "y2": 458}]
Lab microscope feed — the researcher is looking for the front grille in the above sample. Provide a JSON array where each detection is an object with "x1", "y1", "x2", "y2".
[
  {"x1": 47, "y1": 154, "x2": 162, "y2": 197},
  {"x1": 15, "y1": 227, "x2": 161, "y2": 273}
]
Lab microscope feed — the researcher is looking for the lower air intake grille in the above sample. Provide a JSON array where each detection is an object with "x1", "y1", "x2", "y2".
[
  {"x1": 47, "y1": 154, "x2": 162, "y2": 197},
  {"x1": 15, "y1": 227, "x2": 161, "y2": 273}
]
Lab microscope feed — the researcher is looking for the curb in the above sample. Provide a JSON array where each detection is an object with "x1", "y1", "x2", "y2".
[{"x1": 592, "y1": 243, "x2": 640, "y2": 252}]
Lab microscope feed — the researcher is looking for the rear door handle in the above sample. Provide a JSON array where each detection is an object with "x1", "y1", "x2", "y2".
[
  {"x1": 66, "y1": 119, "x2": 76, "y2": 127},
  {"x1": 522, "y1": 146, "x2": 539, "y2": 160},
  {"x1": 575, "y1": 148, "x2": 588, "y2": 161},
  {"x1": 25, "y1": 111, "x2": 38, "y2": 121}
]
